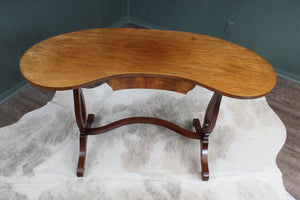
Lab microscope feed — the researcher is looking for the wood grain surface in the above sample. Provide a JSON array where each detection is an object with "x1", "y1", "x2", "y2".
[{"x1": 20, "y1": 28, "x2": 276, "y2": 99}]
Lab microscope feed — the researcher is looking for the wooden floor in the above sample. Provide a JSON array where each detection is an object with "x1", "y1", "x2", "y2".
[
  {"x1": 266, "y1": 76, "x2": 300, "y2": 200},
  {"x1": 0, "y1": 24, "x2": 299, "y2": 199}
]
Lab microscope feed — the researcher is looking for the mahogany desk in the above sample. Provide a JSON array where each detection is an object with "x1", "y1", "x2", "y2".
[{"x1": 20, "y1": 28, "x2": 276, "y2": 180}]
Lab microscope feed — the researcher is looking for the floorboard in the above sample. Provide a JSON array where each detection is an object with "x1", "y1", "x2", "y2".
[{"x1": 266, "y1": 76, "x2": 300, "y2": 200}]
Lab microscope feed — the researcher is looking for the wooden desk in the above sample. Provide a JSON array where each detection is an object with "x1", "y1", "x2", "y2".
[{"x1": 20, "y1": 28, "x2": 276, "y2": 180}]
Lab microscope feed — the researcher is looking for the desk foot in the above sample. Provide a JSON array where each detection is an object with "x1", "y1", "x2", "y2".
[
  {"x1": 77, "y1": 134, "x2": 87, "y2": 177},
  {"x1": 200, "y1": 139, "x2": 209, "y2": 181}
]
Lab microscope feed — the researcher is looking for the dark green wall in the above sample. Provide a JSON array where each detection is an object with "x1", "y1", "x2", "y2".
[
  {"x1": 0, "y1": 0, "x2": 127, "y2": 103},
  {"x1": 129, "y1": 0, "x2": 300, "y2": 81}
]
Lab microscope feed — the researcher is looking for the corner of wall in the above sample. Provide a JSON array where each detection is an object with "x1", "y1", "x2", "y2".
[
  {"x1": 124, "y1": 17, "x2": 168, "y2": 30},
  {"x1": 127, "y1": 0, "x2": 130, "y2": 17},
  {"x1": 107, "y1": 16, "x2": 131, "y2": 28}
]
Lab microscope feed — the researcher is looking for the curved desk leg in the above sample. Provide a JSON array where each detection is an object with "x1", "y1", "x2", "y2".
[
  {"x1": 73, "y1": 88, "x2": 94, "y2": 177},
  {"x1": 194, "y1": 92, "x2": 222, "y2": 181}
]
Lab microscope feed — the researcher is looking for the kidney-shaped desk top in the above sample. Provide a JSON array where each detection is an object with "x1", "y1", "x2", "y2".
[
  {"x1": 19, "y1": 28, "x2": 277, "y2": 180},
  {"x1": 20, "y1": 28, "x2": 276, "y2": 99}
]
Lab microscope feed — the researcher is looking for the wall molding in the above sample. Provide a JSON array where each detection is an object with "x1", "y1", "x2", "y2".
[
  {"x1": 274, "y1": 67, "x2": 300, "y2": 84},
  {"x1": 108, "y1": 17, "x2": 132, "y2": 28},
  {"x1": 0, "y1": 81, "x2": 29, "y2": 105},
  {"x1": 108, "y1": 16, "x2": 168, "y2": 30}
]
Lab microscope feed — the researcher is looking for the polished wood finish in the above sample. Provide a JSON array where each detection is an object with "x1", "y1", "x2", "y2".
[
  {"x1": 73, "y1": 88, "x2": 95, "y2": 176},
  {"x1": 72, "y1": 87, "x2": 220, "y2": 178},
  {"x1": 202, "y1": 93, "x2": 223, "y2": 134},
  {"x1": 193, "y1": 93, "x2": 223, "y2": 181},
  {"x1": 20, "y1": 28, "x2": 276, "y2": 99},
  {"x1": 77, "y1": 114, "x2": 94, "y2": 177},
  {"x1": 106, "y1": 75, "x2": 195, "y2": 94},
  {"x1": 73, "y1": 88, "x2": 87, "y2": 129},
  {"x1": 84, "y1": 117, "x2": 200, "y2": 139}
]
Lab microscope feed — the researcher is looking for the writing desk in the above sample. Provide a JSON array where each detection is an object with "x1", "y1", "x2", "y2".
[{"x1": 20, "y1": 28, "x2": 276, "y2": 180}]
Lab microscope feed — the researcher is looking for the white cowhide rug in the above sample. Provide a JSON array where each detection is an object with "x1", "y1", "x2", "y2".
[{"x1": 0, "y1": 84, "x2": 295, "y2": 200}]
